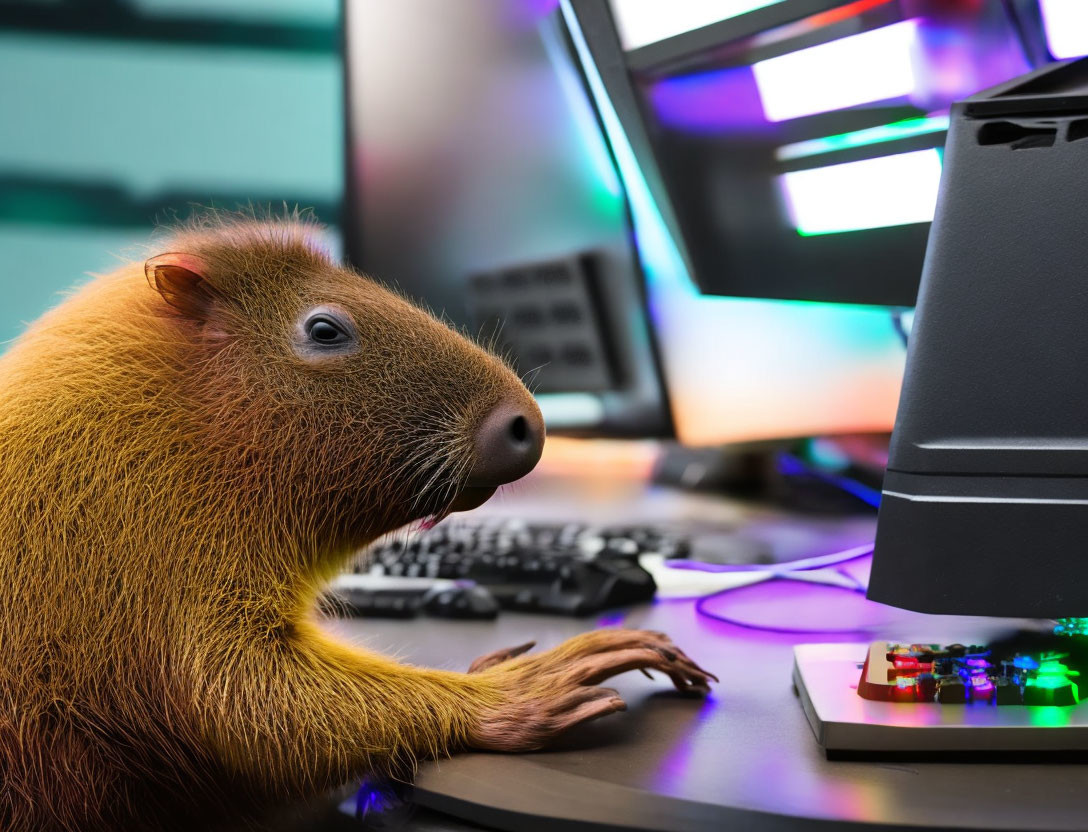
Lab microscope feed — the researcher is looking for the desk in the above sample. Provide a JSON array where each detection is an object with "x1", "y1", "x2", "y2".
[{"x1": 323, "y1": 471, "x2": 1088, "y2": 831}]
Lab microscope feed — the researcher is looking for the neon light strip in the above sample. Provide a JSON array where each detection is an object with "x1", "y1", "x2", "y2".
[
  {"x1": 744, "y1": 0, "x2": 896, "y2": 58},
  {"x1": 802, "y1": 0, "x2": 895, "y2": 29},
  {"x1": 753, "y1": 19, "x2": 919, "y2": 122},
  {"x1": 776, "y1": 115, "x2": 950, "y2": 162},
  {"x1": 780, "y1": 148, "x2": 941, "y2": 236},
  {"x1": 609, "y1": 0, "x2": 786, "y2": 51},
  {"x1": 1039, "y1": 0, "x2": 1088, "y2": 59}
]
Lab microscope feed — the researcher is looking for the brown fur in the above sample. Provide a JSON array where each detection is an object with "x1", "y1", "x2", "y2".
[{"x1": 0, "y1": 214, "x2": 714, "y2": 831}]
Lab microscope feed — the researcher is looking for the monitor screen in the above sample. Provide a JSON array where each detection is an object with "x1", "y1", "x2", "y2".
[
  {"x1": 341, "y1": 0, "x2": 670, "y2": 436},
  {"x1": 563, "y1": 0, "x2": 1070, "y2": 444},
  {"x1": 597, "y1": 0, "x2": 1037, "y2": 306}
]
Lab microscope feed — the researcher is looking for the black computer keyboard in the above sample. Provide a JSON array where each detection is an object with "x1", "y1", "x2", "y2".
[{"x1": 347, "y1": 519, "x2": 689, "y2": 615}]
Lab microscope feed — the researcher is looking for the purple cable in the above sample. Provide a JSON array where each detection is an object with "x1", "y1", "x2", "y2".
[
  {"x1": 679, "y1": 542, "x2": 882, "y2": 634},
  {"x1": 693, "y1": 578, "x2": 880, "y2": 634}
]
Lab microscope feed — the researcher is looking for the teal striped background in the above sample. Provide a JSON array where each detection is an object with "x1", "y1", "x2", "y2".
[{"x1": 0, "y1": 0, "x2": 343, "y2": 345}]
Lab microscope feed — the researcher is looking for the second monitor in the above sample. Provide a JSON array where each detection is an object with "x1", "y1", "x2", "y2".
[{"x1": 564, "y1": 0, "x2": 1070, "y2": 446}]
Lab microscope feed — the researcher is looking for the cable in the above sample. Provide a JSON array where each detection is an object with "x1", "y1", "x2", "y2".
[
  {"x1": 681, "y1": 542, "x2": 877, "y2": 634},
  {"x1": 693, "y1": 577, "x2": 871, "y2": 634},
  {"x1": 667, "y1": 542, "x2": 874, "y2": 575}
]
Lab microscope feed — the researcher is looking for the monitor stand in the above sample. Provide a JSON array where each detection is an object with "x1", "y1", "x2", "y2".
[{"x1": 793, "y1": 643, "x2": 1088, "y2": 756}]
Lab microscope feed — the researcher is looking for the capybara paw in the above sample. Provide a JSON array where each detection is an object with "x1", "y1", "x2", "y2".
[
  {"x1": 467, "y1": 640, "x2": 536, "y2": 673},
  {"x1": 540, "y1": 628, "x2": 719, "y2": 695},
  {"x1": 470, "y1": 684, "x2": 627, "y2": 751},
  {"x1": 466, "y1": 629, "x2": 716, "y2": 751}
]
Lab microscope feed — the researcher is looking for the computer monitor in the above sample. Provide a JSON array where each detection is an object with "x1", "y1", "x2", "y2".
[
  {"x1": 341, "y1": 0, "x2": 670, "y2": 437},
  {"x1": 560, "y1": 0, "x2": 1059, "y2": 446},
  {"x1": 568, "y1": 0, "x2": 1038, "y2": 305}
]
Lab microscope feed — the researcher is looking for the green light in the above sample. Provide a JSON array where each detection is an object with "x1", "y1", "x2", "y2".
[
  {"x1": 1029, "y1": 706, "x2": 1074, "y2": 727},
  {"x1": 1055, "y1": 617, "x2": 1088, "y2": 637},
  {"x1": 1029, "y1": 670, "x2": 1071, "y2": 690},
  {"x1": 776, "y1": 115, "x2": 951, "y2": 163},
  {"x1": 796, "y1": 227, "x2": 867, "y2": 238},
  {"x1": 1026, "y1": 657, "x2": 1080, "y2": 702}
]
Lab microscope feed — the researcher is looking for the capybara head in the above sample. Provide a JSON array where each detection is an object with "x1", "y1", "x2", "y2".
[{"x1": 139, "y1": 215, "x2": 544, "y2": 553}]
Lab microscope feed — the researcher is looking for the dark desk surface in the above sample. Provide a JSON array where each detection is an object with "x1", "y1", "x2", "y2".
[{"x1": 322, "y1": 471, "x2": 1088, "y2": 832}]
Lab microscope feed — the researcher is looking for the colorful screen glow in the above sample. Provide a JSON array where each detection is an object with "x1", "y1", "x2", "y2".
[
  {"x1": 568, "y1": 0, "x2": 1039, "y2": 442},
  {"x1": 1055, "y1": 618, "x2": 1088, "y2": 637},
  {"x1": 776, "y1": 115, "x2": 950, "y2": 162},
  {"x1": 649, "y1": 66, "x2": 767, "y2": 133},
  {"x1": 1038, "y1": 0, "x2": 1088, "y2": 60},
  {"x1": 780, "y1": 149, "x2": 943, "y2": 236},
  {"x1": 753, "y1": 20, "x2": 919, "y2": 122},
  {"x1": 563, "y1": 0, "x2": 907, "y2": 444},
  {"x1": 609, "y1": 0, "x2": 787, "y2": 51}
]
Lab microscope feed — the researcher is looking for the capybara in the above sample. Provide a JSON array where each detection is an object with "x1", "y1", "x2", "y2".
[{"x1": 0, "y1": 214, "x2": 714, "y2": 830}]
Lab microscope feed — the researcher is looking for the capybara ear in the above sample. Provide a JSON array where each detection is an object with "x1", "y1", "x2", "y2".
[{"x1": 145, "y1": 253, "x2": 216, "y2": 320}]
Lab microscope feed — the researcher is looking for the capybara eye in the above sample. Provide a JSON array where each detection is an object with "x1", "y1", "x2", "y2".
[{"x1": 305, "y1": 315, "x2": 351, "y2": 346}]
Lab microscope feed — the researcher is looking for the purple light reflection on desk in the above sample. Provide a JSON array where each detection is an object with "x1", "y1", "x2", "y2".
[
  {"x1": 596, "y1": 610, "x2": 629, "y2": 628},
  {"x1": 651, "y1": 694, "x2": 721, "y2": 797},
  {"x1": 695, "y1": 567, "x2": 899, "y2": 635},
  {"x1": 650, "y1": 668, "x2": 896, "y2": 824}
]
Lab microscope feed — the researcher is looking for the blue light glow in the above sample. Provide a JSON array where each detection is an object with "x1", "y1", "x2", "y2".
[{"x1": 538, "y1": 18, "x2": 623, "y2": 198}]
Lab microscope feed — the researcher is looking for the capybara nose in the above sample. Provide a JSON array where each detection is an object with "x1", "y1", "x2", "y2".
[{"x1": 469, "y1": 399, "x2": 545, "y2": 486}]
